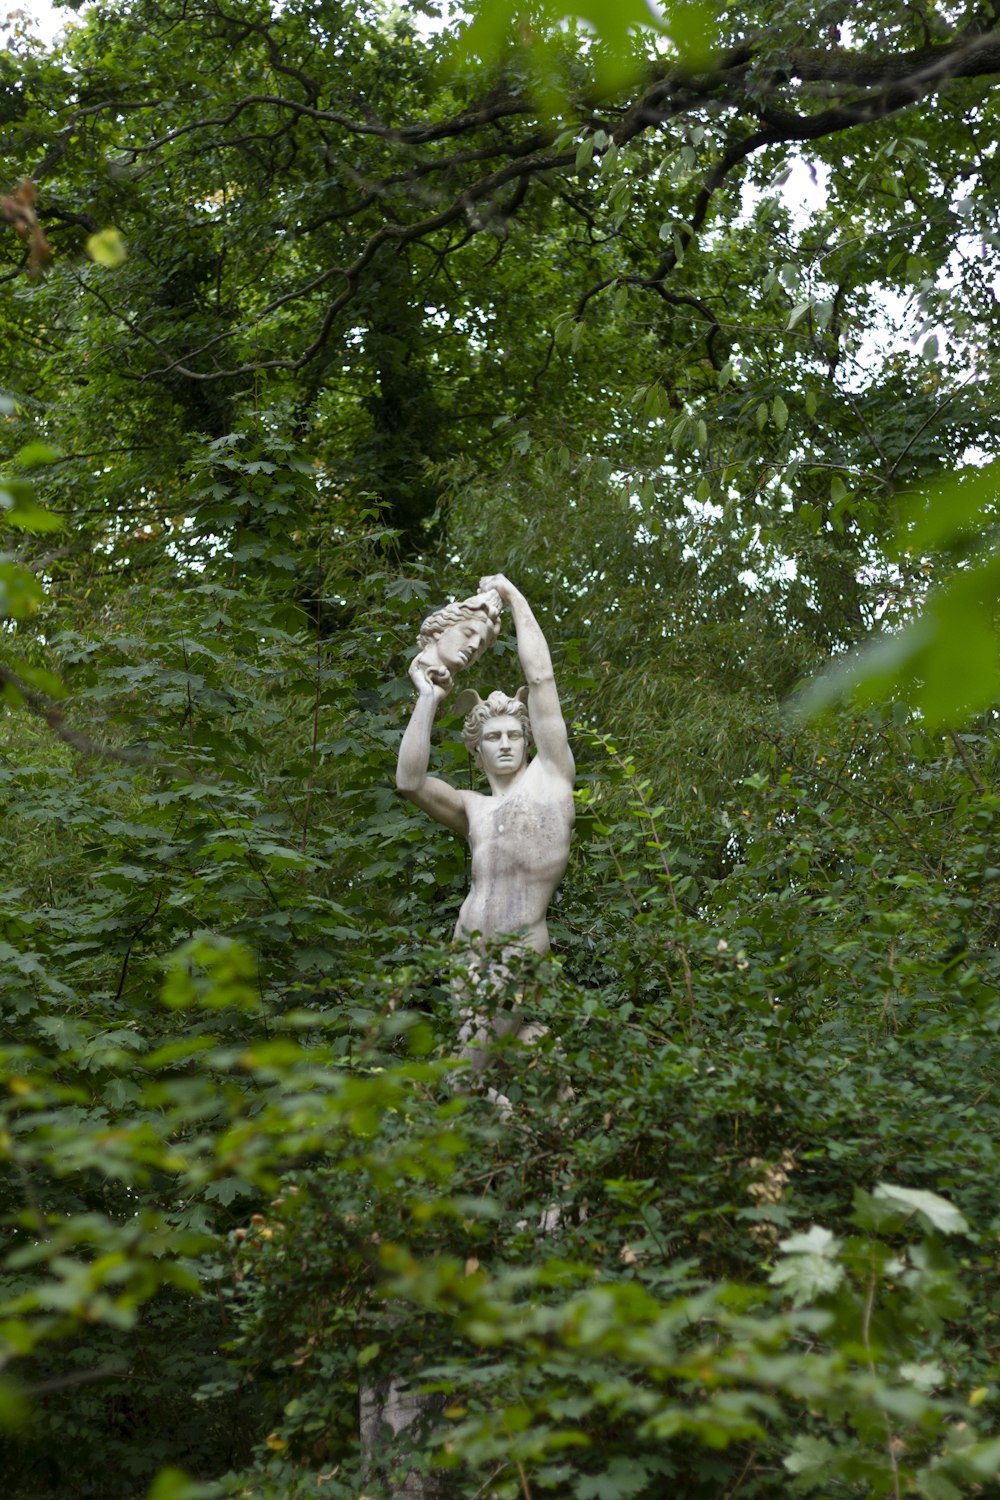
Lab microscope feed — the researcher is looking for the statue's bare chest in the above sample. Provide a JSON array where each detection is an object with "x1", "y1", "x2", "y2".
[{"x1": 465, "y1": 780, "x2": 573, "y2": 882}]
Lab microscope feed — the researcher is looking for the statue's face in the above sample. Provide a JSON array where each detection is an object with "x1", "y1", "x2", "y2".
[
  {"x1": 477, "y1": 714, "x2": 528, "y2": 776},
  {"x1": 433, "y1": 614, "x2": 493, "y2": 674}
]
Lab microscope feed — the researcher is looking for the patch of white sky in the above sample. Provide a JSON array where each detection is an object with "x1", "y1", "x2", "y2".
[{"x1": 9, "y1": 1, "x2": 73, "y2": 47}]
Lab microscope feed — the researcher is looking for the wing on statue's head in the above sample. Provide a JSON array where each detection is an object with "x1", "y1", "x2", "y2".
[{"x1": 454, "y1": 689, "x2": 485, "y2": 717}]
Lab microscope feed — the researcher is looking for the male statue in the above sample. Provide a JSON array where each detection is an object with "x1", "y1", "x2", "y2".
[
  {"x1": 396, "y1": 574, "x2": 575, "y2": 1067},
  {"x1": 369, "y1": 577, "x2": 574, "y2": 1481}
]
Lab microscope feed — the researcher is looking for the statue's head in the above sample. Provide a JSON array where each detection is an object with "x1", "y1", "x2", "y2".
[
  {"x1": 456, "y1": 687, "x2": 533, "y2": 773},
  {"x1": 413, "y1": 589, "x2": 502, "y2": 691}
]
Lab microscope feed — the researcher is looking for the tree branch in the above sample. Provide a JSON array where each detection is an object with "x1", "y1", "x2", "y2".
[{"x1": 43, "y1": 20, "x2": 1000, "y2": 383}]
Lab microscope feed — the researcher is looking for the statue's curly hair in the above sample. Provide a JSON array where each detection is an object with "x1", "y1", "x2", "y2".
[{"x1": 461, "y1": 689, "x2": 533, "y2": 758}]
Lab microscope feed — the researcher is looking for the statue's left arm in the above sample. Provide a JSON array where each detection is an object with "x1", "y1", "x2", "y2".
[{"x1": 479, "y1": 574, "x2": 575, "y2": 783}]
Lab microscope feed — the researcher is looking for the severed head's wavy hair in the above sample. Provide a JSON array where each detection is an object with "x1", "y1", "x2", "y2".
[
  {"x1": 416, "y1": 590, "x2": 502, "y2": 655},
  {"x1": 455, "y1": 687, "x2": 532, "y2": 759}
]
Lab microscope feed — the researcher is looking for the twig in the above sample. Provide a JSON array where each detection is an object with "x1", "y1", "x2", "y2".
[
  {"x1": 113, "y1": 890, "x2": 164, "y2": 1002},
  {"x1": 948, "y1": 729, "x2": 987, "y2": 794}
]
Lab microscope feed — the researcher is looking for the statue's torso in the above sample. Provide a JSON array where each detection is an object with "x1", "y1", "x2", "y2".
[{"x1": 455, "y1": 762, "x2": 574, "y2": 951}]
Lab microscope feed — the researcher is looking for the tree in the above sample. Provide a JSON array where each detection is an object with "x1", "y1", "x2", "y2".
[{"x1": 1, "y1": 2, "x2": 999, "y2": 1497}]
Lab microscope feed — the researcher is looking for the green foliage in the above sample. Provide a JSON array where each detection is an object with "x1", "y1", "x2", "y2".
[
  {"x1": 799, "y1": 461, "x2": 1000, "y2": 727},
  {"x1": 455, "y1": 0, "x2": 716, "y2": 97},
  {"x1": 0, "y1": 1, "x2": 999, "y2": 1496}
]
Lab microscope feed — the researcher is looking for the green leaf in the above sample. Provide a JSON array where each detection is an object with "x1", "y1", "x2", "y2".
[
  {"x1": 872, "y1": 1183, "x2": 969, "y2": 1235},
  {"x1": 577, "y1": 1455, "x2": 654, "y2": 1500},
  {"x1": 451, "y1": 0, "x2": 711, "y2": 94},
  {"x1": 145, "y1": 1468, "x2": 223, "y2": 1500},
  {"x1": 15, "y1": 442, "x2": 59, "y2": 468},
  {"x1": 0, "y1": 486, "x2": 63, "y2": 532},
  {"x1": 794, "y1": 551, "x2": 1000, "y2": 728},
  {"x1": 661, "y1": 0, "x2": 715, "y2": 67},
  {"x1": 554, "y1": 314, "x2": 575, "y2": 348},
  {"x1": 784, "y1": 1434, "x2": 839, "y2": 1479},
  {"x1": 5, "y1": 659, "x2": 64, "y2": 698},
  {"x1": 0, "y1": 1378, "x2": 30, "y2": 1432},
  {"x1": 778, "y1": 1225, "x2": 839, "y2": 1257},
  {"x1": 898, "y1": 1360, "x2": 945, "y2": 1391},
  {"x1": 771, "y1": 395, "x2": 788, "y2": 432},
  {"x1": 948, "y1": 1434, "x2": 1000, "y2": 1480},
  {"x1": 0, "y1": 562, "x2": 44, "y2": 618},
  {"x1": 769, "y1": 1225, "x2": 844, "y2": 1305},
  {"x1": 86, "y1": 228, "x2": 128, "y2": 267},
  {"x1": 902, "y1": 459, "x2": 1000, "y2": 553}
]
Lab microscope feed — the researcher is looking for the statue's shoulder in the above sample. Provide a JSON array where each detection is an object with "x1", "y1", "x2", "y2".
[{"x1": 523, "y1": 757, "x2": 575, "y2": 798}]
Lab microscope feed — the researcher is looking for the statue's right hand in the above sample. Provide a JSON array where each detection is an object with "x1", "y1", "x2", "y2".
[{"x1": 409, "y1": 655, "x2": 449, "y2": 701}]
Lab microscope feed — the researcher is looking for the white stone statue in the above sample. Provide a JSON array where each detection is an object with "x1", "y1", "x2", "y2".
[
  {"x1": 396, "y1": 573, "x2": 576, "y2": 1066},
  {"x1": 371, "y1": 577, "x2": 574, "y2": 1491}
]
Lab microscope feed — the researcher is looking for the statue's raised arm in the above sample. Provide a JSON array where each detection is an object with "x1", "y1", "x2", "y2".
[{"x1": 475, "y1": 574, "x2": 574, "y2": 786}]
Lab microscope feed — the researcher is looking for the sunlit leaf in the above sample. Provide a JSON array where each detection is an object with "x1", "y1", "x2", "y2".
[
  {"x1": 86, "y1": 227, "x2": 128, "y2": 267},
  {"x1": 0, "y1": 561, "x2": 44, "y2": 617},
  {"x1": 873, "y1": 1183, "x2": 970, "y2": 1236},
  {"x1": 902, "y1": 459, "x2": 1000, "y2": 553}
]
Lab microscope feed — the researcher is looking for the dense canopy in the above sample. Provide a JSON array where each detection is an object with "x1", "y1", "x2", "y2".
[{"x1": 1, "y1": 2, "x2": 999, "y2": 1497}]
